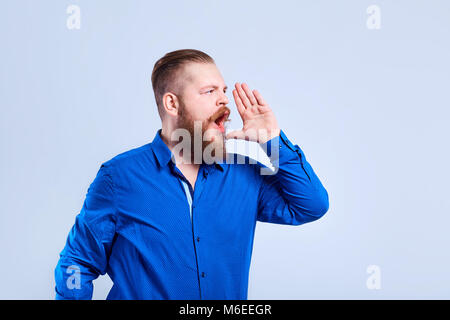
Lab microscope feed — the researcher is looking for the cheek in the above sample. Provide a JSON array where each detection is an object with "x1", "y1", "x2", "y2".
[{"x1": 189, "y1": 100, "x2": 214, "y2": 121}]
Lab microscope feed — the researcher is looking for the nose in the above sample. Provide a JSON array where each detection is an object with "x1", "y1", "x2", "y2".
[{"x1": 217, "y1": 90, "x2": 229, "y2": 107}]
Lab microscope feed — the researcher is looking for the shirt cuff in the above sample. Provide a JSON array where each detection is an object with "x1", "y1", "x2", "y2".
[{"x1": 259, "y1": 129, "x2": 304, "y2": 166}]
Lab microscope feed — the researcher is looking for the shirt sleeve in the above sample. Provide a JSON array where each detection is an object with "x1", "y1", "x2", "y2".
[
  {"x1": 54, "y1": 163, "x2": 117, "y2": 300},
  {"x1": 256, "y1": 130, "x2": 329, "y2": 225}
]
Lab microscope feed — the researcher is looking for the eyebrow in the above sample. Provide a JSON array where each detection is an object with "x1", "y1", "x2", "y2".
[{"x1": 200, "y1": 85, "x2": 228, "y2": 91}]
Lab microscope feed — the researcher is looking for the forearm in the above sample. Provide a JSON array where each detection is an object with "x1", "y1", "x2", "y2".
[
  {"x1": 258, "y1": 129, "x2": 329, "y2": 224},
  {"x1": 54, "y1": 163, "x2": 116, "y2": 299},
  {"x1": 54, "y1": 254, "x2": 97, "y2": 300}
]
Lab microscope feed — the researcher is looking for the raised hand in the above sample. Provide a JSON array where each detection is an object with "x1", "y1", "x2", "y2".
[{"x1": 226, "y1": 83, "x2": 280, "y2": 144}]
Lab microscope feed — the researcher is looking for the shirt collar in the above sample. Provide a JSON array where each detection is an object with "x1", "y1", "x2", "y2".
[{"x1": 151, "y1": 129, "x2": 224, "y2": 172}]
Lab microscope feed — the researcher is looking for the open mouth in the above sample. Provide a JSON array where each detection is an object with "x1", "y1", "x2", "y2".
[{"x1": 211, "y1": 108, "x2": 230, "y2": 133}]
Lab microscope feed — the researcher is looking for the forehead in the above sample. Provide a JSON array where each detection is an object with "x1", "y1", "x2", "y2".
[{"x1": 181, "y1": 62, "x2": 225, "y2": 88}]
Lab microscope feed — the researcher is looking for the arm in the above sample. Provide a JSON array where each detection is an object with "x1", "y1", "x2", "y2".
[
  {"x1": 54, "y1": 163, "x2": 117, "y2": 299},
  {"x1": 256, "y1": 130, "x2": 329, "y2": 225},
  {"x1": 226, "y1": 82, "x2": 329, "y2": 225}
]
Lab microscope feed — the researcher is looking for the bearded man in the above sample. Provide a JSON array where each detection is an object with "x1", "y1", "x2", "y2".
[{"x1": 54, "y1": 49, "x2": 329, "y2": 300}]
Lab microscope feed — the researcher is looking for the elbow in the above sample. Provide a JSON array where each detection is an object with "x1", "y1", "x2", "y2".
[
  {"x1": 303, "y1": 189, "x2": 330, "y2": 223},
  {"x1": 314, "y1": 188, "x2": 329, "y2": 218},
  {"x1": 316, "y1": 194, "x2": 329, "y2": 218},
  {"x1": 317, "y1": 189, "x2": 330, "y2": 218}
]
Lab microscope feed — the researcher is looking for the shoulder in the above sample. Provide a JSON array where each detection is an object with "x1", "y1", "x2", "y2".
[{"x1": 100, "y1": 142, "x2": 153, "y2": 172}]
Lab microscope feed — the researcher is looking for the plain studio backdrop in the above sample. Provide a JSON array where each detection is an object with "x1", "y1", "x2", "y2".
[{"x1": 1, "y1": 0, "x2": 449, "y2": 299}]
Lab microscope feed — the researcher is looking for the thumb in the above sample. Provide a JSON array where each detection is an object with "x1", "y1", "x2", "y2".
[{"x1": 226, "y1": 130, "x2": 246, "y2": 140}]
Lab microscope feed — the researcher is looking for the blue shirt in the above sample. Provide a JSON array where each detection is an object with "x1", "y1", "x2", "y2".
[{"x1": 54, "y1": 129, "x2": 329, "y2": 300}]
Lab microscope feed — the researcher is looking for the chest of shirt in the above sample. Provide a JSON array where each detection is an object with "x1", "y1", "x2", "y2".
[{"x1": 111, "y1": 165, "x2": 261, "y2": 245}]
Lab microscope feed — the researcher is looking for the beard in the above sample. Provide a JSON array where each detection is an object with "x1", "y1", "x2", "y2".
[{"x1": 175, "y1": 101, "x2": 230, "y2": 164}]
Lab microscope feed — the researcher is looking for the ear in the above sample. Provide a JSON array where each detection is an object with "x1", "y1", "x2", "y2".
[{"x1": 162, "y1": 92, "x2": 180, "y2": 117}]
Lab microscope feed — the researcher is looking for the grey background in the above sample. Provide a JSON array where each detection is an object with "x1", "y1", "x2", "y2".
[{"x1": 1, "y1": 0, "x2": 449, "y2": 299}]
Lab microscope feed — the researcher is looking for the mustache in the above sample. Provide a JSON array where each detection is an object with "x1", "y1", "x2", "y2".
[{"x1": 208, "y1": 106, "x2": 231, "y2": 124}]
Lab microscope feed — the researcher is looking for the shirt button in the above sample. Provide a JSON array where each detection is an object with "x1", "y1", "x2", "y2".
[
  {"x1": 201, "y1": 272, "x2": 206, "y2": 278},
  {"x1": 196, "y1": 236, "x2": 200, "y2": 242}
]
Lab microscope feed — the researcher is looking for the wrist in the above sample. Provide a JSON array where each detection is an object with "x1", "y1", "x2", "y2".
[{"x1": 258, "y1": 128, "x2": 280, "y2": 144}]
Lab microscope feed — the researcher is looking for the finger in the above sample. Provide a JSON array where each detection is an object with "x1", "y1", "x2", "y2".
[
  {"x1": 241, "y1": 83, "x2": 257, "y2": 105},
  {"x1": 235, "y1": 83, "x2": 251, "y2": 108},
  {"x1": 232, "y1": 89, "x2": 246, "y2": 118},
  {"x1": 252, "y1": 89, "x2": 267, "y2": 106},
  {"x1": 226, "y1": 130, "x2": 246, "y2": 140}
]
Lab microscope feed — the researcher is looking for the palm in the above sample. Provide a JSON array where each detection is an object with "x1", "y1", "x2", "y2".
[{"x1": 227, "y1": 83, "x2": 280, "y2": 143}]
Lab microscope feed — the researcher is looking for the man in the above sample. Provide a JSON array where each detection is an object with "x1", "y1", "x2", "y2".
[{"x1": 54, "y1": 49, "x2": 329, "y2": 300}]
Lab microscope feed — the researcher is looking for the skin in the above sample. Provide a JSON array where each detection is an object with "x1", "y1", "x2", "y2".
[{"x1": 160, "y1": 62, "x2": 280, "y2": 189}]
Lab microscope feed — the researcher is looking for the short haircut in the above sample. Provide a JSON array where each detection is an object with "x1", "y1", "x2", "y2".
[{"x1": 151, "y1": 49, "x2": 215, "y2": 119}]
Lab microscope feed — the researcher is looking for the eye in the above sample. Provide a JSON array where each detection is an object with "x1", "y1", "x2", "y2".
[{"x1": 206, "y1": 89, "x2": 214, "y2": 94}]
